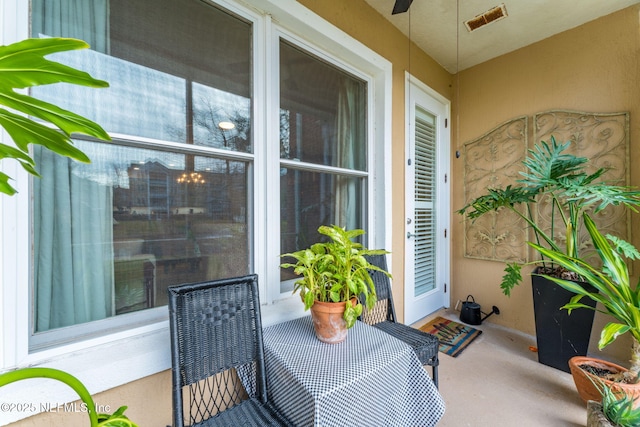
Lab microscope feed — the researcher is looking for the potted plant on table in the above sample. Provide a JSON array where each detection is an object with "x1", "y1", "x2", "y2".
[
  {"x1": 531, "y1": 213, "x2": 640, "y2": 405},
  {"x1": 457, "y1": 137, "x2": 640, "y2": 371},
  {"x1": 280, "y1": 225, "x2": 390, "y2": 344}
]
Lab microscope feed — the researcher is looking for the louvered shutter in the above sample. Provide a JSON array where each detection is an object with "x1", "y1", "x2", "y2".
[{"x1": 414, "y1": 107, "x2": 436, "y2": 296}]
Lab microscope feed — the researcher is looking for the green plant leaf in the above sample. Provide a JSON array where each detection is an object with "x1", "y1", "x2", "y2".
[
  {"x1": 0, "y1": 367, "x2": 98, "y2": 425},
  {"x1": 0, "y1": 172, "x2": 17, "y2": 195},
  {"x1": 0, "y1": 109, "x2": 90, "y2": 161},
  {"x1": 500, "y1": 263, "x2": 522, "y2": 296},
  {"x1": 0, "y1": 38, "x2": 108, "y2": 88},
  {"x1": 607, "y1": 234, "x2": 640, "y2": 261},
  {"x1": 600, "y1": 323, "x2": 631, "y2": 350},
  {"x1": 97, "y1": 406, "x2": 139, "y2": 427},
  {"x1": 343, "y1": 302, "x2": 358, "y2": 329},
  {"x1": 303, "y1": 291, "x2": 314, "y2": 310},
  {"x1": 0, "y1": 91, "x2": 110, "y2": 140},
  {"x1": 0, "y1": 37, "x2": 111, "y2": 196}
]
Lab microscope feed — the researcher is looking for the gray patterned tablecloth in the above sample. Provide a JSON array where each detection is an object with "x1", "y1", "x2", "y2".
[{"x1": 263, "y1": 316, "x2": 445, "y2": 427}]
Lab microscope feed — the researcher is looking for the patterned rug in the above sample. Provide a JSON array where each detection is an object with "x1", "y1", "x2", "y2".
[{"x1": 419, "y1": 316, "x2": 482, "y2": 357}]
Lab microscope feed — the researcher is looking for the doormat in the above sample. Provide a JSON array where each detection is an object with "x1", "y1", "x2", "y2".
[{"x1": 419, "y1": 316, "x2": 482, "y2": 357}]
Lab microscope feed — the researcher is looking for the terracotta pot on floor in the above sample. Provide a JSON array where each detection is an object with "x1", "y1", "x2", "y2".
[
  {"x1": 569, "y1": 356, "x2": 640, "y2": 406},
  {"x1": 309, "y1": 299, "x2": 355, "y2": 344}
]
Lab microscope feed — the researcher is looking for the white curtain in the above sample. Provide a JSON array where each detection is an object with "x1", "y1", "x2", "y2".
[
  {"x1": 31, "y1": 0, "x2": 110, "y2": 52},
  {"x1": 32, "y1": 0, "x2": 113, "y2": 331},
  {"x1": 334, "y1": 77, "x2": 360, "y2": 230}
]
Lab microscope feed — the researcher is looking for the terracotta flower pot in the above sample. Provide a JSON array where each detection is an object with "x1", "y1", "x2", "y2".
[
  {"x1": 569, "y1": 356, "x2": 640, "y2": 406},
  {"x1": 309, "y1": 299, "x2": 355, "y2": 344}
]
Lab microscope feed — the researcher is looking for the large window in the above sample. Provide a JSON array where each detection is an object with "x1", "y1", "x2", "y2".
[
  {"x1": 30, "y1": 0, "x2": 253, "y2": 343},
  {"x1": 29, "y1": 0, "x2": 369, "y2": 344}
]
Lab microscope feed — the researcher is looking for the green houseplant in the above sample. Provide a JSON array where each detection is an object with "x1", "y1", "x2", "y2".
[
  {"x1": 457, "y1": 137, "x2": 640, "y2": 371},
  {"x1": 458, "y1": 136, "x2": 640, "y2": 295},
  {"x1": 532, "y1": 213, "x2": 640, "y2": 402},
  {"x1": 280, "y1": 225, "x2": 390, "y2": 343},
  {"x1": 587, "y1": 379, "x2": 640, "y2": 427},
  {"x1": 0, "y1": 37, "x2": 137, "y2": 426}
]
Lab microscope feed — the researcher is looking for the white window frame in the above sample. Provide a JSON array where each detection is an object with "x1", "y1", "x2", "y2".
[{"x1": 0, "y1": 0, "x2": 392, "y2": 423}]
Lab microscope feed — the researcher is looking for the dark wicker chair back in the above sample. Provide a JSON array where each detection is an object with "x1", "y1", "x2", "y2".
[
  {"x1": 168, "y1": 274, "x2": 292, "y2": 426},
  {"x1": 360, "y1": 253, "x2": 396, "y2": 324},
  {"x1": 362, "y1": 253, "x2": 440, "y2": 388}
]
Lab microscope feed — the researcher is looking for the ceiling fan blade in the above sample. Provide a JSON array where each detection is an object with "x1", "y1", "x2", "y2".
[{"x1": 392, "y1": 0, "x2": 413, "y2": 15}]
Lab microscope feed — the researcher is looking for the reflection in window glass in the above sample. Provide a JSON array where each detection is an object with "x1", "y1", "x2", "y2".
[
  {"x1": 279, "y1": 168, "x2": 365, "y2": 289},
  {"x1": 31, "y1": 0, "x2": 252, "y2": 147},
  {"x1": 33, "y1": 142, "x2": 250, "y2": 332},
  {"x1": 192, "y1": 83, "x2": 252, "y2": 152},
  {"x1": 280, "y1": 41, "x2": 367, "y2": 170}
]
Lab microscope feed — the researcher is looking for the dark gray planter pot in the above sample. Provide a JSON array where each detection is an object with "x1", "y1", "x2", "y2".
[{"x1": 531, "y1": 267, "x2": 597, "y2": 373}]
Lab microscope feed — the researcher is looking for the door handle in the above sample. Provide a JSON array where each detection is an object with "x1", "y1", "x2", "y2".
[{"x1": 407, "y1": 232, "x2": 415, "y2": 239}]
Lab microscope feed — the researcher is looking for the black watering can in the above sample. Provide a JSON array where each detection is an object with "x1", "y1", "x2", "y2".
[{"x1": 459, "y1": 295, "x2": 500, "y2": 325}]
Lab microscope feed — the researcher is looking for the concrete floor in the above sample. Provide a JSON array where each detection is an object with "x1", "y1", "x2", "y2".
[{"x1": 416, "y1": 310, "x2": 588, "y2": 427}]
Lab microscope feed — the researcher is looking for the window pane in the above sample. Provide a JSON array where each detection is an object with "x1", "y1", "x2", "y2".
[
  {"x1": 279, "y1": 168, "x2": 365, "y2": 291},
  {"x1": 279, "y1": 41, "x2": 367, "y2": 170},
  {"x1": 31, "y1": 0, "x2": 252, "y2": 149},
  {"x1": 29, "y1": 0, "x2": 253, "y2": 336},
  {"x1": 192, "y1": 83, "x2": 252, "y2": 152},
  {"x1": 279, "y1": 40, "x2": 368, "y2": 294},
  {"x1": 33, "y1": 142, "x2": 250, "y2": 332}
]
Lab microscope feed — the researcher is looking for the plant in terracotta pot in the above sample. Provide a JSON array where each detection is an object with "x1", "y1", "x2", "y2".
[
  {"x1": 280, "y1": 225, "x2": 390, "y2": 344},
  {"x1": 532, "y1": 213, "x2": 640, "y2": 404},
  {"x1": 457, "y1": 137, "x2": 640, "y2": 371}
]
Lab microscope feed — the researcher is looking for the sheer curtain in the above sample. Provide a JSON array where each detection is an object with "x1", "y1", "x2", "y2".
[
  {"x1": 334, "y1": 77, "x2": 361, "y2": 230},
  {"x1": 32, "y1": 0, "x2": 113, "y2": 331},
  {"x1": 31, "y1": 0, "x2": 110, "y2": 52}
]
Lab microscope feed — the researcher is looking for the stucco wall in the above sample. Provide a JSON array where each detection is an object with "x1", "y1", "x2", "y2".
[{"x1": 451, "y1": 5, "x2": 640, "y2": 363}]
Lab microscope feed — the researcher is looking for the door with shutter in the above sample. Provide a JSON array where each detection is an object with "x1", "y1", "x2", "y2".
[{"x1": 404, "y1": 76, "x2": 450, "y2": 324}]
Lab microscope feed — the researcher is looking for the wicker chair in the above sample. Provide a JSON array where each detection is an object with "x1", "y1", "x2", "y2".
[
  {"x1": 168, "y1": 274, "x2": 293, "y2": 426},
  {"x1": 361, "y1": 254, "x2": 440, "y2": 388}
]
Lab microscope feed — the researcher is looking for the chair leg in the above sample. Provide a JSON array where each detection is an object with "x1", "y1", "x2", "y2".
[{"x1": 432, "y1": 365, "x2": 438, "y2": 389}]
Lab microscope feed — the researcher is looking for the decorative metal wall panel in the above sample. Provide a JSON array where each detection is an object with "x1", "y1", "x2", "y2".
[
  {"x1": 462, "y1": 110, "x2": 630, "y2": 264},
  {"x1": 463, "y1": 117, "x2": 528, "y2": 262},
  {"x1": 533, "y1": 110, "x2": 630, "y2": 265}
]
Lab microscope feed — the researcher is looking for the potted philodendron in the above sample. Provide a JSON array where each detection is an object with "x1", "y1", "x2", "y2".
[
  {"x1": 280, "y1": 225, "x2": 390, "y2": 344},
  {"x1": 0, "y1": 38, "x2": 137, "y2": 425},
  {"x1": 457, "y1": 137, "x2": 640, "y2": 372},
  {"x1": 532, "y1": 213, "x2": 640, "y2": 406}
]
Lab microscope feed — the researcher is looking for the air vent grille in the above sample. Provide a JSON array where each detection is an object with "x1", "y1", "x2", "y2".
[{"x1": 464, "y1": 3, "x2": 508, "y2": 32}]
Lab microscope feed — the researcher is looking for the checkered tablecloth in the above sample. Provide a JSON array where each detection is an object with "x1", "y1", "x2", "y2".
[{"x1": 263, "y1": 316, "x2": 445, "y2": 427}]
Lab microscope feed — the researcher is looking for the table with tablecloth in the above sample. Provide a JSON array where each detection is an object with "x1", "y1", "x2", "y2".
[{"x1": 262, "y1": 316, "x2": 445, "y2": 427}]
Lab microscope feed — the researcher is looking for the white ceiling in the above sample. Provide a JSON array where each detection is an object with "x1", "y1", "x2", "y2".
[{"x1": 363, "y1": 0, "x2": 640, "y2": 73}]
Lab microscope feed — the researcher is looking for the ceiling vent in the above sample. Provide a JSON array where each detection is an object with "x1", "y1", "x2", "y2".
[{"x1": 464, "y1": 4, "x2": 508, "y2": 32}]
